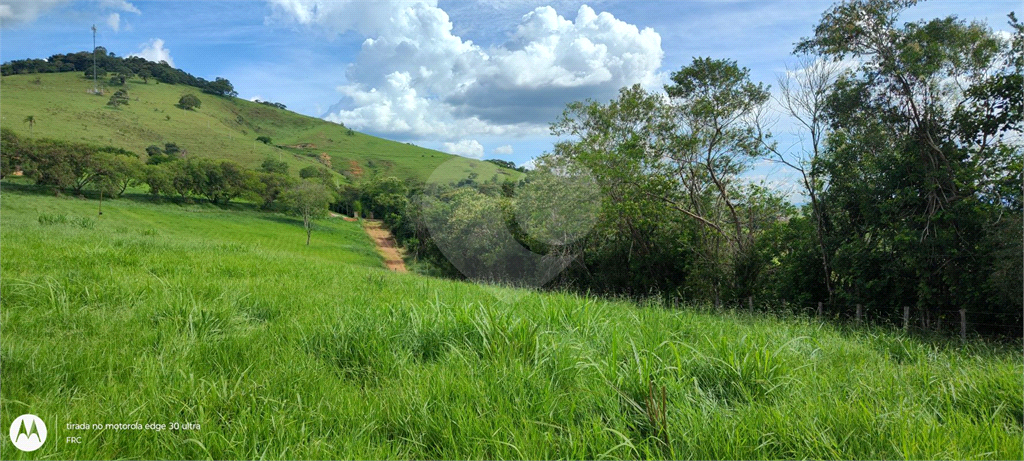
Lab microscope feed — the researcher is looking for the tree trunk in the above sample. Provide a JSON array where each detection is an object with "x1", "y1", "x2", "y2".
[{"x1": 305, "y1": 214, "x2": 312, "y2": 245}]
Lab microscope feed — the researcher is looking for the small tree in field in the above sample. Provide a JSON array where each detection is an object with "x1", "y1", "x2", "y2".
[
  {"x1": 282, "y1": 180, "x2": 332, "y2": 245},
  {"x1": 107, "y1": 89, "x2": 129, "y2": 108},
  {"x1": 178, "y1": 93, "x2": 201, "y2": 110}
]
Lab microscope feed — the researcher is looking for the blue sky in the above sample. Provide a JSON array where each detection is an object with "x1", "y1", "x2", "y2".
[{"x1": 1, "y1": 0, "x2": 1019, "y2": 177}]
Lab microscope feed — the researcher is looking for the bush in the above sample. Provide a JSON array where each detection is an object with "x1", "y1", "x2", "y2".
[{"x1": 178, "y1": 93, "x2": 201, "y2": 110}]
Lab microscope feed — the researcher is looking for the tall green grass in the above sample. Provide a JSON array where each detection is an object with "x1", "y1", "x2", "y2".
[{"x1": 1, "y1": 185, "x2": 1021, "y2": 459}]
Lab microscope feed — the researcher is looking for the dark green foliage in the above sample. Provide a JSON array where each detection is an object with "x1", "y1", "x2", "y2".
[
  {"x1": 177, "y1": 93, "x2": 201, "y2": 110},
  {"x1": 256, "y1": 136, "x2": 272, "y2": 145},
  {"x1": 201, "y1": 77, "x2": 237, "y2": 97},
  {"x1": 107, "y1": 88, "x2": 129, "y2": 108},
  {"x1": 787, "y1": 0, "x2": 1023, "y2": 335},
  {"x1": 484, "y1": 159, "x2": 525, "y2": 172},
  {"x1": 259, "y1": 157, "x2": 288, "y2": 175},
  {"x1": 257, "y1": 172, "x2": 297, "y2": 210},
  {"x1": 0, "y1": 127, "x2": 25, "y2": 178},
  {"x1": 253, "y1": 99, "x2": 287, "y2": 110},
  {"x1": 10, "y1": 134, "x2": 143, "y2": 196},
  {"x1": 2, "y1": 50, "x2": 235, "y2": 95},
  {"x1": 184, "y1": 158, "x2": 261, "y2": 204},
  {"x1": 299, "y1": 165, "x2": 333, "y2": 186}
]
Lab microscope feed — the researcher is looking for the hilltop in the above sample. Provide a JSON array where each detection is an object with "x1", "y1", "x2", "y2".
[{"x1": 0, "y1": 71, "x2": 517, "y2": 185}]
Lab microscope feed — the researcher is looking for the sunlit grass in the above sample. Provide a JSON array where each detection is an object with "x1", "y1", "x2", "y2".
[
  {"x1": 1, "y1": 72, "x2": 515, "y2": 184},
  {"x1": 1, "y1": 184, "x2": 1020, "y2": 459}
]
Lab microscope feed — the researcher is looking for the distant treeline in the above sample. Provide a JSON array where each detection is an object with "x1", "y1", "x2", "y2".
[
  {"x1": 1, "y1": 128, "x2": 313, "y2": 207},
  {"x1": 1, "y1": 48, "x2": 237, "y2": 97}
]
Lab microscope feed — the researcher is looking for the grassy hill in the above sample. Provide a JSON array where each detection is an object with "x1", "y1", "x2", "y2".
[
  {"x1": 1, "y1": 180, "x2": 1020, "y2": 460},
  {"x1": 0, "y1": 72, "x2": 517, "y2": 184}
]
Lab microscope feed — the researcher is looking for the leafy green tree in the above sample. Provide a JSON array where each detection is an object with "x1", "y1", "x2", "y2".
[
  {"x1": 143, "y1": 164, "x2": 173, "y2": 197},
  {"x1": 137, "y1": 68, "x2": 152, "y2": 83},
  {"x1": 177, "y1": 93, "x2": 201, "y2": 110},
  {"x1": 107, "y1": 88, "x2": 129, "y2": 108},
  {"x1": 281, "y1": 180, "x2": 332, "y2": 245},
  {"x1": 0, "y1": 127, "x2": 26, "y2": 178},
  {"x1": 100, "y1": 154, "x2": 144, "y2": 196},
  {"x1": 299, "y1": 165, "x2": 334, "y2": 186},
  {"x1": 84, "y1": 67, "x2": 106, "y2": 80},
  {"x1": 260, "y1": 157, "x2": 288, "y2": 175},
  {"x1": 145, "y1": 145, "x2": 163, "y2": 157},
  {"x1": 796, "y1": 0, "x2": 1022, "y2": 331},
  {"x1": 257, "y1": 172, "x2": 297, "y2": 210},
  {"x1": 203, "y1": 77, "x2": 237, "y2": 97},
  {"x1": 361, "y1": 176, "x2": 409, "y2": 228},
  {"x1": 184, "y1": 159, "x2": 260, "y2": 204},
  {"x1": 164, "y1": 142, "x2": 181, "y2": 157},
  {"x1": 256, "y1": 136, "x2": 272, "y2": 145},
  {"x1": 23, "y1": 139, "x2": 101, "y2": 194}
]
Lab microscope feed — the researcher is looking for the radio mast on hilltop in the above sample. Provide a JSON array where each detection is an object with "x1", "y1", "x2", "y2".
[{"x1": 91, "y1": 24, "x2": 98, "y2": 94}]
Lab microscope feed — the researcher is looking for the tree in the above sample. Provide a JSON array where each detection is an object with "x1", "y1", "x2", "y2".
[
  {"x1": 795, "y1": 0, "x2": 1022, "y2": 332},
  {"x1": 260, "y1": 157, "x2": 289, "y2": 175},
  {"x1": 661, "y1": 58, "x2": 781, "y2": 301},
  {"x1": 178, "y1": 93, "x2": 201, "y2": 110},
  {"x1": 107, "y1": 88, "x2": 129, "y2": 108},
  {"x1": 23, "y1": 115, "x2": 35, "y2": 136},
  {"x1": 145, "y1": 145, "x2": 163, "y2": 156},
  {"x1": 1, "y1": 127, "x2": 26, "y2": 178},
  {"x1": 164, "y1": 142, "x2": 181, "y2": 157},
  {"x1": 203, "y1": 77, "x2": 237, "y2": 97},
  {"x1": 257, "y1": 172, "x2": 297, "y2": 210},
  {"x1": 137, "y1": 68, "x2": 152, "y2": 84},
  {"x1": 143, "y1": 163, "x2": 173, "y2": 197},
  {"x1": 184, "y1": 158, "x2": 260, "y2": 204},
  {"x1": 768, "y1": 57, "x2": 844, "y2": 303},
  {"x1": 299, "y1": 165, "x2": 333, "y2": 185},
  {"x1": 256, "y1": 136, "x2": 272, "y2": 145},
  {"x1": 281, "y1": 181, "x2": 332, "y2": 245},
  {"x1": 101, "y1": 154, "x2": 144, "y2": 196}
]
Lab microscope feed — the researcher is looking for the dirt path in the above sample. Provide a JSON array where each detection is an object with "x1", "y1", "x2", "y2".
[{"x1": 361, "y1": 219, "x2": 408, "y2": 273}]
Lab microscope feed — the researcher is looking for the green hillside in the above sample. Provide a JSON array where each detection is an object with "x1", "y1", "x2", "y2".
[
  {"x1": 0, "y1": 181, "x2": 1021, "y2": 460},
  {"x1": 0, "y1": 72, "x2": 517, "y2": 184}
]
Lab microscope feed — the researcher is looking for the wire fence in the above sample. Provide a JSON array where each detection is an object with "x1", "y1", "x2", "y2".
[{"x1": 700, "y1": 297, "x2": 1023, "y2": 341}]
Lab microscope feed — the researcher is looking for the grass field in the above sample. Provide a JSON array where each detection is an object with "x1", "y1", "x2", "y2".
[
  {"x1": 1, "y1": 182, "x2": 1021, "y2": 459},
  {"x1": 0, "y1": 72, "x2": 516, "y2": 184}
]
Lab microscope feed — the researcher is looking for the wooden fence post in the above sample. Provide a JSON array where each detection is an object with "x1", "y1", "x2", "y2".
[
  {"x1": 817, "y1": 302, "x2": 823, "y2": 318},
  {"x1": 903, "y1": 306, "x2": 910, "y2": 331},
  {"x1": 959, "y1": 309, "x2": 967, "y2": 343},
  {"x1": 856, "y1": 304, "x2": 862, "y2": 324}
]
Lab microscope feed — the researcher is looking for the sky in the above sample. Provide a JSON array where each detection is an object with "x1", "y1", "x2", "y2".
[{"x1": 1, "y1": 0, "x2": 1019, "y2": 181}]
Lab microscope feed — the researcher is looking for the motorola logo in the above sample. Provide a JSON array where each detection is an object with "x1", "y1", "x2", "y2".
[{"x1": 9, "y1": 414, "x2": 47, "y2": 452}]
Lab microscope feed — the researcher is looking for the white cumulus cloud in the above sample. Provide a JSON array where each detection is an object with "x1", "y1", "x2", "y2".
[
  {"x1": 269, "y1": 1, "x2": 663, "y2": 143},
  {"x1": 106, "y1": 12, "x2": 119, "y2": 31},
  {"x1": 130, "y1": 38, "x2": 174, "y2": 67},
  {"x1": 99, "y1": 0, "x2": 140, "y2": 14},
  {"x1": 0, "y1": 0, "x2": 64, "y2": 27},
  {"x1": 0, "y1": 0, "x2": 139, "y2": 28},
  {"x1": 443, "y1": 139, "x2": 485, "y2": 159},
  {"x1": 493, "y1": 145, "x2": 514, "y2": 155}
]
